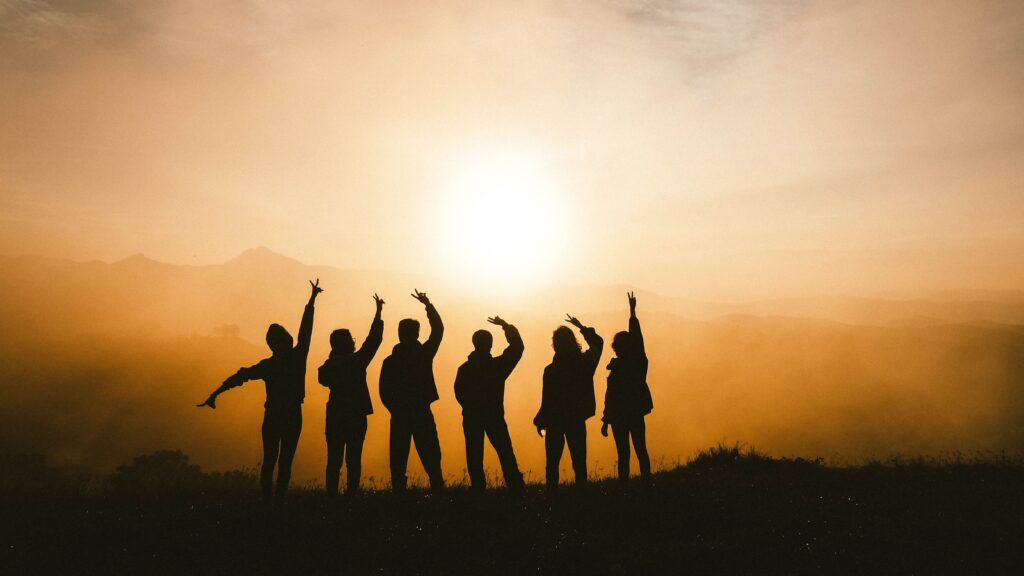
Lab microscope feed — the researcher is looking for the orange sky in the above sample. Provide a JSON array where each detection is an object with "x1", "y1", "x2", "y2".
[{"x1": 2, "y1": 0, "x2": 1023, "y2": 300}]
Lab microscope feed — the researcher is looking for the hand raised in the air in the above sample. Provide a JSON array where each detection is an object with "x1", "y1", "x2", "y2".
[
  {"x1": 627, "y1": 291, "x2": 637, "y2": 313},
  {"x1": 309, "y1": 278, "x2": 324, "y2": 298},
  {"x1": 565, "y1": 314, "x2": 585, "y2": 330},
  {"x1": 373, "y1": 293, "x2": 385, "y2": 309},
  {"x1": 411, "y1": 289, "x2": 430, "y2": 306},
  {"x1": 196, "y1": 395, "x2": 217, "y2": 410},
  {"x1": 487, "y1": 316, "x2": 510, "y2": 328}
]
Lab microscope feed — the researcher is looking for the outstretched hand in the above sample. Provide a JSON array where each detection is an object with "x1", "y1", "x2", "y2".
[
  {"x1": 309, "y1": 278, "x2": 324, "y2": 298},
  {"x1": 411, "y1": 289, "x2": 430, "y2": 306},
  {"x1": 487, "y1": 316, "x2": 509, "y2": 328},
  {"x1": 565, "y1": 314, "x2": 585, "y2": 330},
  {"x1": 628, "y1": 291, "x2": 637, "y2": 313},
  {"x1": 196, "y1": 395, "x2": 217, "y2": 409},
  {"x1": 373, "y1": 293, "x2": 385, "y2": 309}
]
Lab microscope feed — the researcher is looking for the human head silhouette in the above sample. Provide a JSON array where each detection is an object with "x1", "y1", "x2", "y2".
[
  {"x1": 398, "y1": 318, "x2": 420, "y2": 344},
  {"x1": 552, "y1": 326, "x2": 582, "y2": 356},
  {"x1": 472, "y1": 329, "x2": 493, "y2": 353},
  {"x1": 330, "y1": 329, "x2": 355, "y2": 354},
  {"x1": 612, "y1": 330, "x2": 632, "y2": 357},
  {"x1": 266, "y1": 323, "x2": 293, "y2": 355}
]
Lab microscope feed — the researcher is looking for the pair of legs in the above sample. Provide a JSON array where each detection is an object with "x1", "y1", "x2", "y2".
[
  {"x1": 611, "y1": 415, "x2": 651, "y2": 484},
  {"x1": 261, "y1": 404, "x2": 302, "y2": 503},
  {"x1": 545, "y1": 419, "x2": 588, "y2": 490},
  {"x1": 390, "y1": 407, "x2": 444, "y2": 492},
  {"x1": 325, "y1": 411, "x2": 368, "y2": 496},
  {"x1": 463, "y1": 415, "x2": 524, "y2": 492}
]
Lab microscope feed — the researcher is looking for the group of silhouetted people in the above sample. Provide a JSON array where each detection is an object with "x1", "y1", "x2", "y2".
[{"x1": 198, "y1": 281, "x2": 652, "y2": 503}]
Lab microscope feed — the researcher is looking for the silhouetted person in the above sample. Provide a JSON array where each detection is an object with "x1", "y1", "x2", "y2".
[
  {"x1": 600, "y1": 292, "x2": 653, "y2": 486},
  {"x1": 318, "y1": 294, "x2": 385, "y2": 496},
  {"x1": 198, "y1": 279, "x2": 323, "y2": 503},
  {"x1": 379, "y1": 289, "x2": 445, "y2": 492},
  {"x1": 534, "y1": 315, "x2": 603, "y2": 491},
  {"x1": 453, "y1": 316, "x2": 525, "y2": 493}
]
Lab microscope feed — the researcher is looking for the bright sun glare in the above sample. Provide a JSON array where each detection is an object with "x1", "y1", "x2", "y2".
[{"x1": 436, "y1": 147, "x2": 569, "y2": 292}]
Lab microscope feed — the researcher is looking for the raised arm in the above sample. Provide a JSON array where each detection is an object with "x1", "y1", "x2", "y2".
[
  {"x1": 296, "y1": 279, "x2": 323, "y2": 359},
  {"x1": 197, "y1": 361, "x2": 266, "y2": 409},
  {"x1": 488, "y1": 316, "x2": 524, "y2": 378},
  {"x1": 628, "y1": 291, "x2": 646, "y2": 359},
  {"x1": 412, "y1": 289, "x2": 444, "y2": 357},
  {"x1": 566, "y1": 314, "x2": 604, "y2": 373},
  {"x1": 355, "y1": 294, "x2": 385, "y2": 367}
]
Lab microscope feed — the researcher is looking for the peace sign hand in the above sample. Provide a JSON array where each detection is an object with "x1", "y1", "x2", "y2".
[
  {"x1": 309, "y1": 278, "x2": 324, "y2": 298},
  {"x1": 411, "y1": 289, "x2": 430, "y2": 306}
]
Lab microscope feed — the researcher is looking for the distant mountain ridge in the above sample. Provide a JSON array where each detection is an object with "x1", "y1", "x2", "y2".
[{"x1": 3, "y1": 249, "x2": 1022, "y2": 338}]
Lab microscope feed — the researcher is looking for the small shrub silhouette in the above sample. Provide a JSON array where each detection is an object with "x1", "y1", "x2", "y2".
[
  {"x1": 109, "y1": 450, "x2": 206, "y2": 496},
  {"x1": 0, "y1": 453, "x2": 90, "y2": 497}
]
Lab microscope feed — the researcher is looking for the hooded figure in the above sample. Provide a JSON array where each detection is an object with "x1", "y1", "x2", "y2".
[
  {"x1": 534, "y1": 315, "x2": 603, "y2": 491},
  {"x1": 318, "y1": 294, "x2": 385, "y2": 495},
  {"x1": 453, "y1": 316, "x2": 525, "y2": 492},
  {"x1": 378, "y1": 290, "x2": 445, "y2": 492},
  {"x1": 198, "y1": 279, "x2": 323, "y2": 503}
]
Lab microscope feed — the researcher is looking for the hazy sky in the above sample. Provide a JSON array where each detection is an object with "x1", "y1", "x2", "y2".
[{"x1": 2, "y1": 0, "x2": 1023, "y2": 299}]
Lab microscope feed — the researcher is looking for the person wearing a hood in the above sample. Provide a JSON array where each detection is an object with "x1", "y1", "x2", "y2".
[
  {"x1": 600, "y1": 292, "x2": 653, "y2": 486},
  {"x1": 379, "y1": 289, "x2": 445, "y2": 492},
  {"x1": 533, "y1": 314, "x2": 603, "y2": 491},
  {"x1": 318, "y1": 293, "x2": 385, "y2": 496},
  {"x1": 453, "y1": 316, "x2": 525, "y2": 493},
  {"x1": 198, "y1": 279, "x2": 323, "y2": 503}
]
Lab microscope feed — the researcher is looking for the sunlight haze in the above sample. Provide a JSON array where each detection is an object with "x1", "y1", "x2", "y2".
[{"x1": 2, "y1": 0, "x2": 1021, "y2": 299}]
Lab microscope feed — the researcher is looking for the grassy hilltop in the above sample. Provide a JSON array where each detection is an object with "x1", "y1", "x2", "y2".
[{"x1": 3, "y1": 445, "x2": 1023, "y2": 575}]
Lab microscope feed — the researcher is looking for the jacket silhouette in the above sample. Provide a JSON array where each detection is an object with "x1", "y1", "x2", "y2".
[
  {"x1": 198, "y1": 280, "x2": 323, "y2": 503},
  {"x1": 318, "y1": 294, "x2": 384, "y2": 495},
  {"x1": 534, "y1": 317, "x2": 603, "y2": 490},
  {"x1": 454, "y1": 318, "x2": 525, "y2": 491},
  {"x1": 602, "y1": 292, "x2": 653, "y2": 485},
  {"x1": 379, "y1": 290, "x2": 445, "y2": 492}
]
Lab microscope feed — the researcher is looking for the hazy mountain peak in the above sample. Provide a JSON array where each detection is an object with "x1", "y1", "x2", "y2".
[
  {"x1": 112, "y1": 253, "x2": 159, "y2": 267},
  {"x1": 226, "y1": 247, "x2": 305, "y2": 268}
]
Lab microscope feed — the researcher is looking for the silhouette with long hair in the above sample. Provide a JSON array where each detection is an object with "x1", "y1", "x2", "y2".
[
  {"x1": 534, "y1": 314, "x2": 603, "y2": 491},
  {"x1": 197, "y1": 279, "x2": 323, "y2": 503},
  {"x1": 453, "y1": 316, "x2": 525, "y2": 493},
  {"x1": 600, "y1": 292, "x2": 653, "y2": 486},
  {"x1": 318, "y1": 294, "x2": 385, "y2": 496},
  {"x1": 379, "y1": 289, "x2": 445, "y2": 493}
]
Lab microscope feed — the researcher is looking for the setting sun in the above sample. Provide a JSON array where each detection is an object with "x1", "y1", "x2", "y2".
[{"x1": 434, "y1": 147, "x2": 571, "y2": 292}]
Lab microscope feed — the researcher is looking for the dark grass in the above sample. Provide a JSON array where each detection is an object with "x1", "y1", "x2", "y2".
[{"x1": 2, "y1": 445, "x2": 1023, "y2": 575}]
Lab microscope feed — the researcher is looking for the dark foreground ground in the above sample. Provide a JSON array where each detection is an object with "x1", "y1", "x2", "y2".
[{"x1": 2, "y1": 447, "x2": 1023, "y2": 575}]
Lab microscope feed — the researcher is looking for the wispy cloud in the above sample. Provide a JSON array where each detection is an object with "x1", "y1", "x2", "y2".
[{"x1": 607, "y1": 0, "x2": 797, "y2": 74}]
